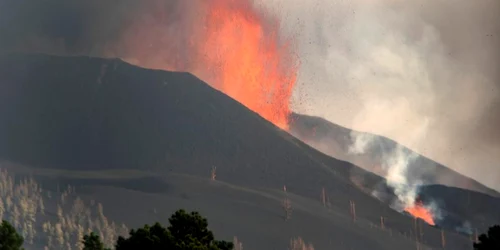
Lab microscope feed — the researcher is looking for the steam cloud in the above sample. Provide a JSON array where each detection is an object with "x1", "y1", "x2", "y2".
[
  {"x1": 350, "y1": 113, "x2": 436, "y2": 214},
  {"x1": 266, "y1": 0, "x2": 500, "y2": 190},
  {"x1": 0, "y1": 0, "x2": 499, "y2": 191}
]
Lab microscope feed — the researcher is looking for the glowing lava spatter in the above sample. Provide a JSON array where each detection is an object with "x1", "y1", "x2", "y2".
[
  {"x1": 404, "y1": 200, "x2": 435, "y2": 226},
  {"x1": 110, "y1": 0, "x2": 298, "y2": 129},
  {"x1": 198, "y1": 0, "x2": 298, "y2": 129}
]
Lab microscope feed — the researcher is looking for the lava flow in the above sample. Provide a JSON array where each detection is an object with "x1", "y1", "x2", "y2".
[
  {"x1": 198, "y1": 0, "x2": 298, "y2": 129},
  {"x1": 404, "y1": 200, "x2": 435, "y2": 226},
  {"x1": 108, "y1": 0, "x2": 298, "y2": 129}
]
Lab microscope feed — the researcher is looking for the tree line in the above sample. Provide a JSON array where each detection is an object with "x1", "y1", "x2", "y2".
[
  {"x1": 1, "y1": 209, "x2": 233, "y2": 250},
  {"x1": 1, "y1": 209, "x2": 499, "y2": 249}
]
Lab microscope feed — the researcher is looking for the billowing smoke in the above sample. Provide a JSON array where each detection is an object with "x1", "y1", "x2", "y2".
[
  {"x1": 349, "y1": 111, "x2": 440, "y2": 220},
  {"x1": 264, "y1": 0, "x2": 500, "y2": 190}
]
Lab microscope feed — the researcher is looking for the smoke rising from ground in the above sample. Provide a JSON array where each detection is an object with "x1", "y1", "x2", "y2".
[
  {"x1": 266, "y1": 0, "x2": 500, "y2": 190},
  {"x1": 349, "y1": 111, "x2": 438, "y2": 219},
  {"x1": 0, "y1": 0, "x2": 499, "y2": 190}
]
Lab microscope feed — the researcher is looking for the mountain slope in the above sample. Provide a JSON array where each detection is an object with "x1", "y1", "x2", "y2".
[
  {"x1": 0, "y1": 53, "x2": 379, "y2": 200},
  {"x1": 289, "y1": 113, "x2": 500, "y2": 198},
  {"x1": 0, "y1": 53, "x2": 480, "y2": 249},
  {"x1": 1, "y1": 163, "x2": 431, "y2": 250},
  {"x1": 289, "y1": 113, "x2": 500, "y2": 232}
]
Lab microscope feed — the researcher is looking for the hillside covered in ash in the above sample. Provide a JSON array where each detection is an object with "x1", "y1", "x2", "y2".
[
  {"x1": 289, "y1": 113, "x2": 499, "y2": 198},
  {"x1": 0, "y1": 53, "x2": 496, "y2": 249}
]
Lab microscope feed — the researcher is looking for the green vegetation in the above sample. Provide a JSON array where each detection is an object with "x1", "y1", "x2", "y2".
[
  {"x1": 83, "y1": 232, "x2": 110, "y2": 250},
  {"x1": 2, "y1": 209, "x2": 232, "y2": 250},
  {"x1": 83, "y1": 209, "x2": 233, "y2": 250},
  {"x1": 474, "y1": 225, "x2": 500, "y2": 250},
  {"x1": 0, "y1": 220, "x2": 24, "y2": 250}
]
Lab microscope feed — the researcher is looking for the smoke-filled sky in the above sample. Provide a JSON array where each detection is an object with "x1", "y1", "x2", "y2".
[
  {"x1": 266, "y1": 0, "x2": 500, "y2": 190},
  {"x1": 0, "y1": 0, "x2": 499, "y2": 189}
]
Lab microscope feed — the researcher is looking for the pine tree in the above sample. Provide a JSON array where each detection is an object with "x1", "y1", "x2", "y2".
[
  {"x1": 114, "y1": 209, "x2": 233, "y2": 250},
  {"x1": 0, "y1": 220, "x2": 24, "y2": 250},
  {"x1": 474, "y1": 225, "x2": 500, "y2": 250},
  {"x1": 82, "y1": 232, "x2": 110, "y2": 250}
]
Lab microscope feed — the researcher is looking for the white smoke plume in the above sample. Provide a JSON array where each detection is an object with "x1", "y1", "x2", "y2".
[
  {"x1": 350, "y1": 114, "x2": 432, "y2": 211},
  {"x1": 264, "y1": 0, "x2": 500, "y2": 190}
]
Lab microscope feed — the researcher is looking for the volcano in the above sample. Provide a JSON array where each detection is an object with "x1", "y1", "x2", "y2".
[
  {"x1": 0, "y1": 53, "x2": 496, "y2": 249},
  {"x1": 289, "y1": 113, "x2": 500, "y2": 232},
  {"x1": 289, "y1": 113, "x2": 500, "y2": 198}
]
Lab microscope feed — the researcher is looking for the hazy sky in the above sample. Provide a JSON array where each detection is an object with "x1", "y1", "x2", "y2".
[
  {"x1": 0, "y1": 0, "x2": 499, "y2": 189},
  {"x1": 263, "y1": 0, "x2": 500, "y2": 189}
]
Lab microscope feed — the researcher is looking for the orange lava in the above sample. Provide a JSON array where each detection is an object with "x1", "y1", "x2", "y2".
[
  {"x1": 198, "y1": 0, "x2": 298, "y2": 129},
  {"x1": 405, "y1": 201, "x2": 435, "y2": 226},
  {"x1": 114, "y1": 0, "x2": 298, "y2": 130}
]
